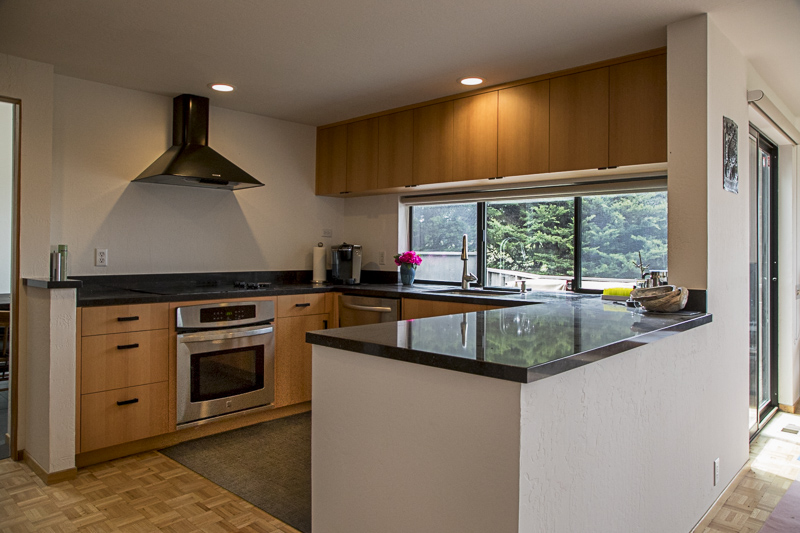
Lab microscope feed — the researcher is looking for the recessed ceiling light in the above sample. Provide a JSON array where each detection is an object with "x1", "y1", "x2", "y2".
[
  {"x1": 208, "y1": 83, "x2": 235, "y2": 92},
  {"x1": 459, "y1": 77, "x2": 484, "y2": 86}
]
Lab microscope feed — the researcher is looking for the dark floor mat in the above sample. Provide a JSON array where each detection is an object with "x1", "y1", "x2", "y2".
[{"x1": 161, "y1": 411, "x2": 311, "y2": 533}]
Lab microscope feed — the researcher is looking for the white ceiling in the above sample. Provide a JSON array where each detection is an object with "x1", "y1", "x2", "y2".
[{"x1": 0, "y1": 0, "x2": 797, "y2": 126}]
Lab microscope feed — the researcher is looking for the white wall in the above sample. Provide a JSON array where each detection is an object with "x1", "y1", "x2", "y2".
[
  {"x1": 51, "y1": 75, "x2": 345, "y2": 275},
  {"x1": 341, "y1": 194, "x2": 402, "y2": 271},
  {"x1": 0, "y1": 101, "x2": 12, "y2": 294},
  {"x1": 0, "y1": 53, "x2": 55, "y2": 455}
]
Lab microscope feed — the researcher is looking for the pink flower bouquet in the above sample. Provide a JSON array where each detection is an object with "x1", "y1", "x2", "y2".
[{"x1": 394, "y1": 251, "x2": 423, "y2": 269}]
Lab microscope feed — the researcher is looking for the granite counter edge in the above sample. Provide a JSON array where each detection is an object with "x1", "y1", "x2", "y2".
[{"x1": 306, "y1": 313, "x2": 713, "y2": 384}]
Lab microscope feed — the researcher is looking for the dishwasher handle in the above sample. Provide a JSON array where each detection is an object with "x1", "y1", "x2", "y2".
[{"x1": 341, "y1": 302, "x2": 394, "y2": 313}]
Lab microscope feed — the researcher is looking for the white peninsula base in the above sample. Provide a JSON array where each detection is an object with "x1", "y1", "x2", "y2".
[{"x1": 311, "y1": 326, "x2": 741, "y2": 533}]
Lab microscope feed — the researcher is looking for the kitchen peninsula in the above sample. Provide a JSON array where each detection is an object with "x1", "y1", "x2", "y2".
[{"x1": 306, "y1": 297, "x2": 711, "y2": 533}]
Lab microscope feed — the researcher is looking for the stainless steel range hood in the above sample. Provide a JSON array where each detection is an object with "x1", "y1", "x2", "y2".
[{"x1": 134, "y1": 94, "x2": 264, "y2": 190}]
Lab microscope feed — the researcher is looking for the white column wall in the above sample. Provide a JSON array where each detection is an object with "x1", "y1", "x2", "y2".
[{"x1": 25, "y1": 287, "x2": 76, "y2": 473}]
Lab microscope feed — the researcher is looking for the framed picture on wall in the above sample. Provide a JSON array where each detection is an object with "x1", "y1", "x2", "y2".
[{"x1": 723, "y1": 116, "x2": 739, "y2": 193}]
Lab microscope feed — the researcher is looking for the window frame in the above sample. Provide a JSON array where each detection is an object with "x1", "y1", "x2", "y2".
[{"x1": 407, "y1": 184, "x2": 667, "y2": 291}]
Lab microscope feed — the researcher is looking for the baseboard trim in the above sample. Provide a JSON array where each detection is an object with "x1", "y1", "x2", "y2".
[
  {"x1": 22, "y1": 451, "x2": 78, "y2": 485},
  {"x1": 779, "y1": 398, "x2": 800, "y2": 414},
  {"x1": 76, "y1": 401, "x2": 311, "y2": 468},
  {"x1": 690, "y1": 457, "x2": 751, "y2": 532}
]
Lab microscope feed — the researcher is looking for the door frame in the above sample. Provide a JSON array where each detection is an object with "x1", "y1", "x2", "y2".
[
  {"x1": 749, "y1": 124, "x2": 779, "y2": 438},
  {"x1": 1, "y1": 95, "x2": 22, "y2": 460}
]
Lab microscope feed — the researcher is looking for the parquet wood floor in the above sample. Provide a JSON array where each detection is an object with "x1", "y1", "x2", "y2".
[
  {"x1": 0, "y1": 451, "x2": 301, "y2": 533},
  {"x1": 695, "y1": 412, "x2": 800, "y2": 533}
]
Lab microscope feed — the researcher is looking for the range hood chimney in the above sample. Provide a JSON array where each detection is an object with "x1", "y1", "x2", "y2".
[{"x1": 133, "y1": 94, "x2": 264, "y2": 190}]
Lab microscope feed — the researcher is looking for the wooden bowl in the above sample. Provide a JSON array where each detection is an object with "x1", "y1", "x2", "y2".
[
  {"x1": 630, "y1": 285, "x2": 676, "y2": 302},
  {"x1": 639, "y1": 287, "x2": 690, "y2": 313}
]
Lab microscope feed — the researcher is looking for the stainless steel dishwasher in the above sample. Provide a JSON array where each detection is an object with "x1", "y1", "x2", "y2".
[{"x1": 338, "y1": 294, "x2": 399, "y2": 327}]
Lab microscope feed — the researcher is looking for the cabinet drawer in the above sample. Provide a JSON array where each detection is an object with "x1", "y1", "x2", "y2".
[
  {"x1": 81, "y1": 382, "x2": 168, "y2": 452},
  {"x1": 82, "y1": 303, "x2": 169, "y2": 336},
  {"x1": 81, "y1": 330, "x2": 168, "y2": 394},
  {"x1": 277, "y1": 293, "x2": 327, "y2": 317}
]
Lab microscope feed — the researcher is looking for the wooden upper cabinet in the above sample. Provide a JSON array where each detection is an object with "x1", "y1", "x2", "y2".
[
  {"x1": 346, "y1": 118, "x2": 379, "y2": 193},
  {"x1": 453, "y1": 91, "x2": 498, "y2": 181},
  {"x1": 316, "y1": 124, "x2": 347, "y2": 195},
  {"x1": 498, "y1": 80, "x2": 549, "y2": 177},
  {"x1": 549, "y1": 68, "x2": 609, "y2": 172},
  {"x1": 377, "y1": 110, "x2": 414, "y2": 188},
  {"x1": 609, "y1": 54, "x2": 667, "y2": 167},
  {"x1": 413, "y1": 101, "x2": 454, "y2": 185}
]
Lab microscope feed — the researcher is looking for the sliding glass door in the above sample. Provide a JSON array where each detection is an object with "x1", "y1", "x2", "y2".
[{"x1": 749, "y1": 126, "x2": 778, "y2": 438}]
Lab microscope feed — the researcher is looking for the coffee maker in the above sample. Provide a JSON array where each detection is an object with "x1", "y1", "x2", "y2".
[{"x1": 331, "y1": 243, "x2": 362, "y2": 284}]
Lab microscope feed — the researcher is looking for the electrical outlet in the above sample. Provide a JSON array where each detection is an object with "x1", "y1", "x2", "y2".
[
  {"x1": 322, "y1": 228, "x2": 333, "y2": 238},
  {"x1": 95, "y1": 248, "x2": 108, "y2": 267},
  {"x1": 379, "y1": 251, "x2": 386, "y2": 265},
  {"x1": 714, "y1": 458, "x2": 720, "y2": 486}
]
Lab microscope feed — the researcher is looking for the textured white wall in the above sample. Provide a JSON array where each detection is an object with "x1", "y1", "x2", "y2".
[
  {"x1": 341, "y1": 194, "x2": 401, "y2": 271},
  {"x1": 704, "y1": 8, "x2": 752, "y2": 488},
  {"x1": 312, "y1": 345, "x2": 522, "y2": 533},
  {"x1": 0, "y1": 53, "x2": 55, "y2": 455},
  {"x1": 0, "y1": 102, "x2": 12, "y2": 294},
  {"x1": 518, "y1": 327, "x2": 714, "y2": 532},
  {"x1": 51, "y1": 75, "x2": 345, "y2": 275},
  {"x1": 24, "y1": 287, "x2": 76, "y2": 473}
]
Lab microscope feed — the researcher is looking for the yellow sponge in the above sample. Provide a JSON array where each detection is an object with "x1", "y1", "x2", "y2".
[{"x1": 601, "y1": 287, "x2": 633, "y2": 301}]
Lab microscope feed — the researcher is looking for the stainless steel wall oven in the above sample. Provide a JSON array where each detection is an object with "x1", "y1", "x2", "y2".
[{"x1": 176, "y1": 300, "x2": 275, "y2": 427}]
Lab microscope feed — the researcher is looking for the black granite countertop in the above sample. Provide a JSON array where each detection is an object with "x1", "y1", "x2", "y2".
[
  {"x1": 73, "y1": 270, "x2": 578, "y2": 308},
  {"x1": 306, "y1": 297, "x2": 711, "y2": 383}
]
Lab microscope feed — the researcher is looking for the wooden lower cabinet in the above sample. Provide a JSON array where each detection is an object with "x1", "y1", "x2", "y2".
[
  {"x1": 81, "y1": 382, "x2": 169, "y2": 452},
  {"x1": 275, "y1": 313, "x2": 328, "y2": 407},
  {"x1": 402, "y1": 298, "x2": 489, "y2": 320},
  {"x1": 81, "y1": 329, "x2": 168, "y2": 394}
]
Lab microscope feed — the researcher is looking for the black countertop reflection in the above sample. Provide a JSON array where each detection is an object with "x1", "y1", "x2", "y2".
[{"x1": 306, "y1": 297, "x2": 712, "y2": 383}]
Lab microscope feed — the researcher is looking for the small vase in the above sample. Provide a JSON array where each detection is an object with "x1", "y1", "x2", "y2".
[{"x1": 400, "y1": 264, "x2": 416, "y2": 285}]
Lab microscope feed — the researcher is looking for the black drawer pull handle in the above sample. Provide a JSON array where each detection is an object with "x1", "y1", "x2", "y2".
[
  {"x1": 295, "y1": 303, "x2": 311, "y2": 308},
  {"x1": 117, "y1": 316, "x2": 140, "y2": 322},
  {"x1": 116, "y1": 398, "x2": 139, "y2": 406},
  {"x1": 116, "y1": 343, "x2": 140, "y2": 350}
]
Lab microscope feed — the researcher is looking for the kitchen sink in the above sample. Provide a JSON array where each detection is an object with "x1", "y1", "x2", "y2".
[{"x1": 426, "y1": 288, "x2": 523, "y2": 297}]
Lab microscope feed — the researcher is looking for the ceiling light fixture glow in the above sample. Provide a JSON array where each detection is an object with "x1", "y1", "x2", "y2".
[
  {"x1": 459, "y1": 77, "x2": 484, "y2": 86},
  {"x1": 208, "y1": 83, "x2": 236, "y2": 92}
]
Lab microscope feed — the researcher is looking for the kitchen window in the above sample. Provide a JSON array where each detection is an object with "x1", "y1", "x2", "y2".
[{"x1": 408, "y1": 187, "x2": 667, "y2": 291}]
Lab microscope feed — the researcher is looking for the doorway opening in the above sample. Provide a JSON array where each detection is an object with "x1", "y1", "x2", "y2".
[{"x1": 749, "y1": 125, "x2": 779, "y2": 439}]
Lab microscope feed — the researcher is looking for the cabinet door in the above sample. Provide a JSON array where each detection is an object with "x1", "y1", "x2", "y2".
[
  {"x1": 401, "y1": 299, "x2": 487, "y2": 320},
  {"x1": 81, "y1": 303, "x2": 169, "y2": 336},
  {"x1": 498, "y1": 80, "x2": 549, "y2": 177},
  {"x1": 275, "y1": 314, "x2": 328, "y2": 407},
  {"x1": 609, "y1": 54, "x2": 667, "y2": 167},
  {"x1": 377, "y1": 110, "x2": 414, "y2": 189},
  {"x1": 81, "y1": 382, "x2": 169, "y2": 452},
  {"x1": 413, "y1": 101, "x2": 454, "y2": 185},
  {"x1": 316, "y1": 124, "x2": 348, "y2": 195},
  {"x1": 549, "y1": 68, "x2": 609, "y2": 172},
  {"x1": 454, "y1": 91, "x2": 498, "y2": 181},
  {"x1": 81, "y1": 329, "x2": 168, "y2": 394},
  {"x1": 346, "y1": 118, "x2": 379, "y2": 192}
]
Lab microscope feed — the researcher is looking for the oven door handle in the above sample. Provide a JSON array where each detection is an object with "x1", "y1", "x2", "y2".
[{"x1": 177, "y1": 324, "x2": 273, "y2": 343}]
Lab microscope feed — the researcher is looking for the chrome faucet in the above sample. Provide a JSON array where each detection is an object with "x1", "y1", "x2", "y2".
[{"x1": 461, "y1": 234, "x2": 477, "y2": 290}]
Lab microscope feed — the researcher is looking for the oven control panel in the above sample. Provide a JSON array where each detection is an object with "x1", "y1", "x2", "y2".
[
  {"x1": 176, "y1": 300, "x2": 275, "y2": 330},
  {"x1": 200, "y1": 305, "x2": 256, "y2": 323}
]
